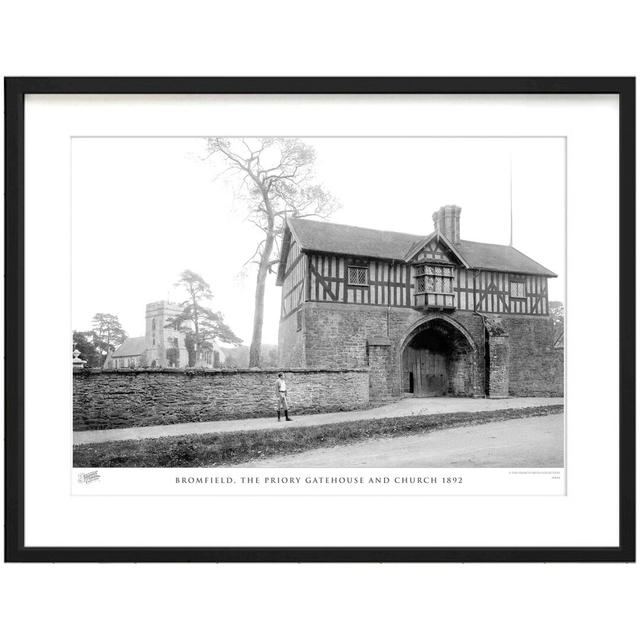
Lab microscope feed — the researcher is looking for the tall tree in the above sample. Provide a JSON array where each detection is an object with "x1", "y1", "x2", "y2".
[
  {"x1": 206, "y1": 137, "x2": 339, "y2": 367},
  {"x1": 91, "y1": 313, "x2": 127, "y2": 363},
  {"x1": 168, "y1": 270, "x2": 242, "y2": 365}
]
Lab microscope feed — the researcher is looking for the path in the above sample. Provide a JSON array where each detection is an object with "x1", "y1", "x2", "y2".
[
  {"x1": 74, "y1": 396, "x2": 563, "y2": 445},
  {"x1": 240, "y1": 413, "x2": 564, "y2": 468}
]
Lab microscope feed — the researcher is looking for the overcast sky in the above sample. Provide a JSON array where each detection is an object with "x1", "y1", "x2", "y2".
[{"x1": 72, "y1": 137, "x2": 565, "y2": 345}]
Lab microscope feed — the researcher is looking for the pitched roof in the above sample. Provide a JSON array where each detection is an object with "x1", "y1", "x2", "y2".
[
  {"x1": 404, "y1": 230, "x2": 471, "y2": 267},
  {"x1": 112, "y1": 336, "x2": 146, "y2": 357},
  {"x1": 456, "y1": 239, "x2": 557, "y2": 276},
  {"x1": 287, "y1": 218, "x2": 556, "y2": 277},
  {"x1": 289, "y1": 218, "x2": 423, "y2": 261}
]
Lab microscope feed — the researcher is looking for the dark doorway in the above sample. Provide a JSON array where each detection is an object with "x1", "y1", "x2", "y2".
[{"x1": 402, "y1": 319, "x2": 475, "y2": 397}]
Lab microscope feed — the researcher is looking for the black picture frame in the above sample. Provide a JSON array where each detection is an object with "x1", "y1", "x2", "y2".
[{"x1": 4, "y1": 77, "x2": 635, "y2": 563}]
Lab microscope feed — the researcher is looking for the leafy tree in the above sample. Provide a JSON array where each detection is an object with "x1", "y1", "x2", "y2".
[
  {"x1": 167, "y1": 270, "x2": 242, "y2": 366},
  {"x1": 206, "y1": 137, "x2": 339, "y2": 366},
  {"x1": 183, "y1": 331, "x2": 197, "y2": 367},
  {"x1": 90, "y1": 313, "x2": 127, "y2": 363},
  {"x1": 549, "y1": 301, "x2": 564, "y2": 328},
  {"x1": 549, "y1": 301, "x2": 564, "y2": 347},
  {"x1": 72, "y1": 330, "x2": 103, "y2": 368}
]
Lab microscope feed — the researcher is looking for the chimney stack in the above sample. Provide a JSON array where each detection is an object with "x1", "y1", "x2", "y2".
[{"x1": 432, "y1": 205, "x2": 461, "y2": 244}]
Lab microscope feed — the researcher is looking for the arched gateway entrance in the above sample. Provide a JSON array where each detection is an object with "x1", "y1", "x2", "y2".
[{"x1": 401, "y1": 317, "x2": 478, "y2": 397}]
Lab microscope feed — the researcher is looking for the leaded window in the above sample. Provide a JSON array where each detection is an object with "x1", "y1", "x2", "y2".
[
  {"x1": 348, "y1": 265, "x2": 368, "y2": 286},
  {"x1": 510, "y1": 280, "x2": 526, "y2": 299},
  {"x1": 414, "y1": 264, "x2": 454, "y2": 294}
]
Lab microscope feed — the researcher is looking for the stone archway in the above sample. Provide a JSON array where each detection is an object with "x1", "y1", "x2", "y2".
[{"x1": 400, "y1": 316, "x2": 478, "y2": 397}]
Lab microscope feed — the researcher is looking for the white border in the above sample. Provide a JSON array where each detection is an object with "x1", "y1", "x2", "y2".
[
  {"x1": 24, "y1": 94, "x2": 618, "y2": 547},
  {"x1": 74, "y1": 468, "x2": 566, "y2": 497}
]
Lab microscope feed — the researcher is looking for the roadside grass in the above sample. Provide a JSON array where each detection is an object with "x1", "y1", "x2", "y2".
[{"x1": 73, "y1": 404, "x2": 564, "y2": 468}]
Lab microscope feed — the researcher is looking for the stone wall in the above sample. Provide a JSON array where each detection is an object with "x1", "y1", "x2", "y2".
[
  {"x1": 366, "y1": 337, "x2": 394, "y2": 400},
  {"x1": 448, "y1": 349, "x2": 478, "y2": 396},
  {"x1": 280, "y1": 301, "x2": 563, "y2": 399},
  {"x1": 278, "y1": 310, "x2": 306, "y2": 367},
  {"x1": 504, "y1": 316, "x2": 564, "y2": 396},
  {"x1": 301, "y1": 302, "x2": 487, "y2": 397},
  {"x1": 303, "y1": 301, "x2": 389, "y2": 369},
  {"x1": 487, "y1": 335, "x2": 510, "y2": 398},
  {"x1": 73, "y1": 368, "x2": 370, "y2": 431}
]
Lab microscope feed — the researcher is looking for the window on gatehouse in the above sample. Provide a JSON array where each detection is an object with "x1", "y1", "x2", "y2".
[
  {"x1": 415, "y1": 264, "x2": 454, "y2": 293},
  {"x1": 510, "y1": 279, "x2": 526, "y2": 299},
  {"x1": 347, "y1": 265, "x2": 369, "y2": 286},
  {"x1": 296, "y1": 309, "x2": 303, "y2": 331}
]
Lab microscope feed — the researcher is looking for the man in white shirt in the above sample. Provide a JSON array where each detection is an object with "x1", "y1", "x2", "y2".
[{"x1": 275, "y1": 372, "x2": 293, "y2": 422}]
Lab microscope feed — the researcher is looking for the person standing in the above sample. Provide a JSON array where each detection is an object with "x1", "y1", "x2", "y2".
[{"x1": 275, "y1": 372, "x2": 293, "y2": 422}]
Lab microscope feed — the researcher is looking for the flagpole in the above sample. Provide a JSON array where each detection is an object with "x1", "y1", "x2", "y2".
[{"x1": 509, "y1": 154, "x2": 513, "y2": 247}]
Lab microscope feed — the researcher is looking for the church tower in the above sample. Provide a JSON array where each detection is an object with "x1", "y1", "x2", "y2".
[{"x1": 144, "y1": 301, "x2": 189, "y2": 368}]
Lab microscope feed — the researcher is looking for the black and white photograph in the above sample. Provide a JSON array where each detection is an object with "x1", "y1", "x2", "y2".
[
  {"x1": 0, "y1": 0, "x2": 640, "y2": 640},
  {"x1": 71, "y1": 136, "x2": 565, "y2": 472},
  {"x1": 6, "y1": 77, "x2": 632, "y2": 565},
  {"x1": 2, "y1": 3, "x2": 638, "y2": 638}
]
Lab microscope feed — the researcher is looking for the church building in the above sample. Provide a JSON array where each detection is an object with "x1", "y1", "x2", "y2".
[
  {"x1": 103, "y1": 301, "x2": 226, "y2": 369},
  {"x1": 276, "y1": 205, "x2": 563, "y2": 399}
]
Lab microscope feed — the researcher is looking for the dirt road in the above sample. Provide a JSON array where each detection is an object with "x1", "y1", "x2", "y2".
[{"x1": 240, "y1": 413, "x2": 564, "y2": 468}]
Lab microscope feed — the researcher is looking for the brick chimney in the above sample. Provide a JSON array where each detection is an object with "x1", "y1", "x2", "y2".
[{"x1": 432, "y1": 205, "x2": 461, "y2": 244}]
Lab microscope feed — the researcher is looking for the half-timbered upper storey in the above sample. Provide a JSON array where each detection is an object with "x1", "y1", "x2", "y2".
[{"x1": 276, "y1": 205, "x2": 557, "y2": 320}]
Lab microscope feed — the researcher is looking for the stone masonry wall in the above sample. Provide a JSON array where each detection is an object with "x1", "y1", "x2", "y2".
[
  {"x1": 367, "y1": 339, "x2": 394, "y2": 400},
  {"x1": 504, "y1": 316, "x2": 564, "y2": 396},
  {"x1": 73, "y1": 368, "x2": 370, "y2": 431},
  {"x1": 302, "y1": 302, "x2": 486, "y2": 397},
  {"x1": 487, "y1": 335, "x2": 510, "y2": 398},
  {"x1": 448, "y1": 350, "x2": 477, "y2": 396},
  {"x1": 278, "y1": 310, "x2": 305, "y2": 367},
  {"x1": 292, "y1": 302, "x2": 562, "y2": 398}
]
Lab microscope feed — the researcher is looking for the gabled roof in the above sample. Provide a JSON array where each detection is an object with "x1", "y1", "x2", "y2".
[
  {"x1": 403, "y1": 230, "x2": 471, "y2": 268},
  {"x1": 285, "y1": 218, "x2": 556, "y2": 277},
  {"x1": 112, "y1": 336, "x2": 146, "y2": 357}
]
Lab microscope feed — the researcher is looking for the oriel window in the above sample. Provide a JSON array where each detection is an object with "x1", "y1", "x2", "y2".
[{"x1": 415, "y1": 264, "x2": 454, "y2": 293}]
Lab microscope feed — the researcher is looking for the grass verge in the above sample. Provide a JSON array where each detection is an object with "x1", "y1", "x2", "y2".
[{"x1": 73, "y1": 404, "x2": 563, "y2": 468}]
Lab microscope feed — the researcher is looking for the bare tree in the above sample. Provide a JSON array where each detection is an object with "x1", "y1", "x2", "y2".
[{"x1": 206, "y1": 138, "x2": 339, "y2": 367}]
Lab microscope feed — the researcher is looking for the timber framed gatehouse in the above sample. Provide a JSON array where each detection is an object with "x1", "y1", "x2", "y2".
[{"x1": 276, "y1": 205, "x2": 563, "y2": 399}]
